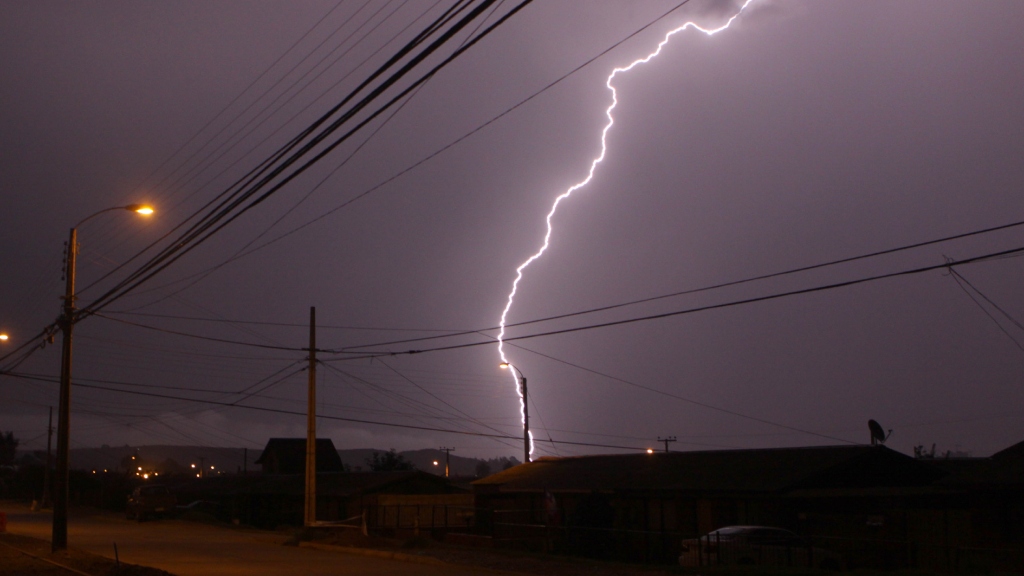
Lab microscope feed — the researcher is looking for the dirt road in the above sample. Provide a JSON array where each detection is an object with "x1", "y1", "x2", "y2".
[{"x1": 1, "y1": 503, "x2": 500, "y2": 576}]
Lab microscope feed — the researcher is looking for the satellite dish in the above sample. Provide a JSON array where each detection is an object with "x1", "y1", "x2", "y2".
[{"x1": 868, "y1": 420, "x2": 891, "y2": 446}]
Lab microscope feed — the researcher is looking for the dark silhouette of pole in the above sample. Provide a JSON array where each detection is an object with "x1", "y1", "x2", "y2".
[
  {"x1": 51, "y1": 204, "x2": 153, "y2": 552},
  {"x1": 439, "y1": 447, "x2": 454, "y2": 478},
  {"x1": 521, "y1": 374, "x2": 529, "y2": 464},
  {"x1": 52, "y1": 227, "x2": 76, "y2": 551},
  {"x1": 659, "y1": 434, "x2": 675, "y2": 453},
  {"x1": 500, "y1": 363, "x2": 530, "y2": 464},
  {"x1": 305, "y1": 306, "x2": 316, "y2": 526}
]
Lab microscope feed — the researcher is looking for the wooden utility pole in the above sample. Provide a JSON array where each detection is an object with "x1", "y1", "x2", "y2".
[
  {"x1": 439, "y1": 447, "x2": 454, "y2": 478},
  {"x1": 521, "y1": 374, "x2": 530, "y2": 464},
  {"x1": 53, "y1": 227, "x2": 76, "y2": 551},
  {"x1": 658, "y1": 436, "x2": 677, "y2": 453},
  {"x1": 304, "y1": 306, "x2": 317, "y2": 527}
]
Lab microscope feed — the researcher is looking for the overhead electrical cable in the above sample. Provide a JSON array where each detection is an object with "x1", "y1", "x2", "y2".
[
  {"x1": 72, "y1": 1, "x2": 531, "y2": 324},
  {"x1": 82, "y1": 0, "x2": 359, "y2": 258},
  {"x1": 499, "y1": 340, "x2": 857, "y2": 444},
  {"x1": 332, "y1": 244, "x2": 1024, "y2": 358},
  {"x1": 119, "y1": 0, "x2": 704, "y2": 295},
  {"x1": 339, "y1": 218, "x2": 1024, "y2": 352},
  {"x1": 3, "y1": 371, "x2": 651, "y2": 451},
  {"x1": 102, "y1": 216, "x2": 1024, "y2": 351},
  {"x1": 116, "y1": 1, "x2": 509, "y2": 312},
  {"x1": 947, "y1": 267, "x2": 1024, "y2": 352},
  {"x1": 319, "y1": 361, "x2": 522, "y2": 450},
  {"x1": 77, "y1": 0, "x2": 483, "y2": 299}
]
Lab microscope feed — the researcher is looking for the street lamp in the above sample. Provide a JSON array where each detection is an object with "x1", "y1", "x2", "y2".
[
  {"x1": 52, "y1": 203, "x2": 153, "y2": 552},
  {"x1": 499, "y1": 362, "x2": 531, "y2": 464},
  {"x1": 0, "y1": 334, "x2": 9, "y2": 341}
]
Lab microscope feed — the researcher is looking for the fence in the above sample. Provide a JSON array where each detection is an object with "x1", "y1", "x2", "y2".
[
  {"x1": 367, "y1": 505, "x2": 1024, "y2": 573},
  {"x1": 368, "y1": 504, "x2": 476, "y2": 532}
]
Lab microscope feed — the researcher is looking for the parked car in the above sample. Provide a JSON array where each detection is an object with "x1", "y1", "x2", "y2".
[
  {"x1": 679, "y1": 526, "x2": 842, "y2": 569},
  {"x1": 125, "y1": 485, "x2": 176, "y2": 522},
  {"x1": 176, "y1": 499, "x2": 223, "y2": 520}
]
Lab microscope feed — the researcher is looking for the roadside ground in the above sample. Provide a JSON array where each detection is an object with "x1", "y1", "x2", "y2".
[{"x1": 0, "y1": 532, "x2": 174, "y2": 576}]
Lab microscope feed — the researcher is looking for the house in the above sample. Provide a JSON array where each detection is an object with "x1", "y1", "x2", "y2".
[
  {"x1": 472, "y1": 445, "x2": 951, "y2": 566},
  {"x1": 254, "y1": 438, "x2": 344, "y2": 474}
]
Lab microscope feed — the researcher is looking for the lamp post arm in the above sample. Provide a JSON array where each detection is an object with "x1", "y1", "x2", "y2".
[{"x1": 74, "y1": 206, "x2": 125, "y2": 228}]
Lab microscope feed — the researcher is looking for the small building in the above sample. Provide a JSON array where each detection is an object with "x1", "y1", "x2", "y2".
[
  {"x1": 254, "y1": 438, "x2": 344, "y2": 474},
  {"x1": 172, "y1": 470, "x2": 469, "y2": 529}
]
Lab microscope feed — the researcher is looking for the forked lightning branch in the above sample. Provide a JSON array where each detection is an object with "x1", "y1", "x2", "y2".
[{"x1": 495, "y1": 0, "x2": 756, "y2": 460}]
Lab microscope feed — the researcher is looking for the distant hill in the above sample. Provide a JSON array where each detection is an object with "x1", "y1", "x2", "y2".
[
  {"x1": 64, "y1": 445, "x2": 257, "y2": 475},
  {"x1": 29, "y1": 444, "x2": 519, "y2": 479},
  {"x1": 342, "y1": 448, "x2": 519, "y2": 477}
]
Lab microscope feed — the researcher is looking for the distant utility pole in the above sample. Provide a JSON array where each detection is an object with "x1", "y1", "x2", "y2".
[
  {"x1": 197, "y1": 456, "x2": 206, "y2": 478},
  {"x1": 42, "y1": 407, "x2": 53, "y2": 507},
  {"x1": 658, "y1": 436, "x2": 677, "y2": 453},
  {"x1": 439, "y1": 447, "x2": 454, "y2": 478},
  {"x1": 304, "y1": 306, "x2": 317, "y2": 527}
]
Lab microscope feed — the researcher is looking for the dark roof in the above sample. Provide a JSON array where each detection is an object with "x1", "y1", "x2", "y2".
[
  {"x1": 255, "y1": 438, "x2": 344, "y2": 473},
  {"x1": 473, "y1": 445, "x2": 944, "y2": 494},
  {"x1": 927, "y1": 448, "x2": 1024, "y2": 488},
  {"x1": 992, "y1": 440, "x2": 1024, "y2": 463}
]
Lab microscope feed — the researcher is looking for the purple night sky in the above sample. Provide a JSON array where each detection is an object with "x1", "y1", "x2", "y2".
[{"x1": 2, "y1": 1, "x2": 1024, "y2": 461}]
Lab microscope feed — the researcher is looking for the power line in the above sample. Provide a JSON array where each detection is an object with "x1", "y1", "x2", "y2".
[
  {"x1": 334, "y1": 244, "x2": 1024, "y2": 357},
  {"x1": 501, "y1": 341, "x2": 856, "y2": 445},
  {"x1": 947, "y1": 267, "x2": 1024, "y2": 352},
  {"x1": 340, "y1": 217, "x2": 1024, "y2": 352},
  {"x1": 72, "y1": 1, "x2": 527, "y2": 323},
  {"x1": 100, "y1": 216, "x2": 1024, "y2": 356},
  {"x1": 91, "y1": 313, "x2": 325, "y2": 352},
  {"x1": 103, "y1": 311, "x2": 471, "y2": 333},
  {"x1": 2, "y1": 371, "x2": 649, "y2": 451},
  {"x1": 120, "y1": 0, "x2": 703, "y2": 300}
]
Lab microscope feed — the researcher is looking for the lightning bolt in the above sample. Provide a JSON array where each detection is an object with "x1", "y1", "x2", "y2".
[{"x1": 496, "y1": 1, "x2": 756, "y2": 461}]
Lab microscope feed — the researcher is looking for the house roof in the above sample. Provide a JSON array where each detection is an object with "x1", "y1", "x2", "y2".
[
  {"x1": 254, "y1": 438, "x2": 344, "y2": 473},
  {"x1": 473, "y1": 445, "x2": 944, "y2": 494}
]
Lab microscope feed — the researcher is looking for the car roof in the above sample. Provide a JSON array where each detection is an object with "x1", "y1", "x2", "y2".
[{"x1": 712, "y1": 526, "x2": 796, "y2": 534}]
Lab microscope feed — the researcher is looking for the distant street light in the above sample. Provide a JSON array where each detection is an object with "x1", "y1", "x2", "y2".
[
  {"x1": 0, "y1": 334, "x2": 9, "y2": 341},
  {"x1": 499, "y1": 363, "x2": 530, "y2": 464},
  {"x1": 52, "y1": 203, "x2": 154, "y2": 552}
]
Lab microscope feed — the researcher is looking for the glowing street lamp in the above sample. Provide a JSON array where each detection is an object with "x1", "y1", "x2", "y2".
[
  {"x1": 499, "y1": 363, "x2": 530, "y2": 464},
  {"x1": 52, "y1": 203, "x2": 154, "y2": 552},
  {"x1": 0, "y1": 334, "x2": 9, "y2": 342}
]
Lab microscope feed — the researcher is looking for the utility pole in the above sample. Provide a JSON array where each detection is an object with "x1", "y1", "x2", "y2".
[
  {"x1": 304, "y1": 306, "x2": 317, "y2": 527},
  {"x1": 500, "y1": 363, "x2": 531, "y2": 464},
  {"x1": 53, "y1": 227, "x2": 76, "y2": 551},
  {"x1": 42, "y1": 407, "x2": 53, "y2": 508},
  {"x1": 658, "y1": 436, "x2": 677, "y2": 453},
  {"x1": 50, "y1": 204, "x2": 153, "y2": 552},
  {"x1": 243, "y1": 448, "x2": 247, "y2": 475},
  {"x1": 439, "y1": 447, "x2": 454, "y2": 478},
  {"x1": 197, "y1": 456, "x2": 206, "y2": 478},
  {"x1": 521, "y1": 374, "x2": 529, "y2": 464}
]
